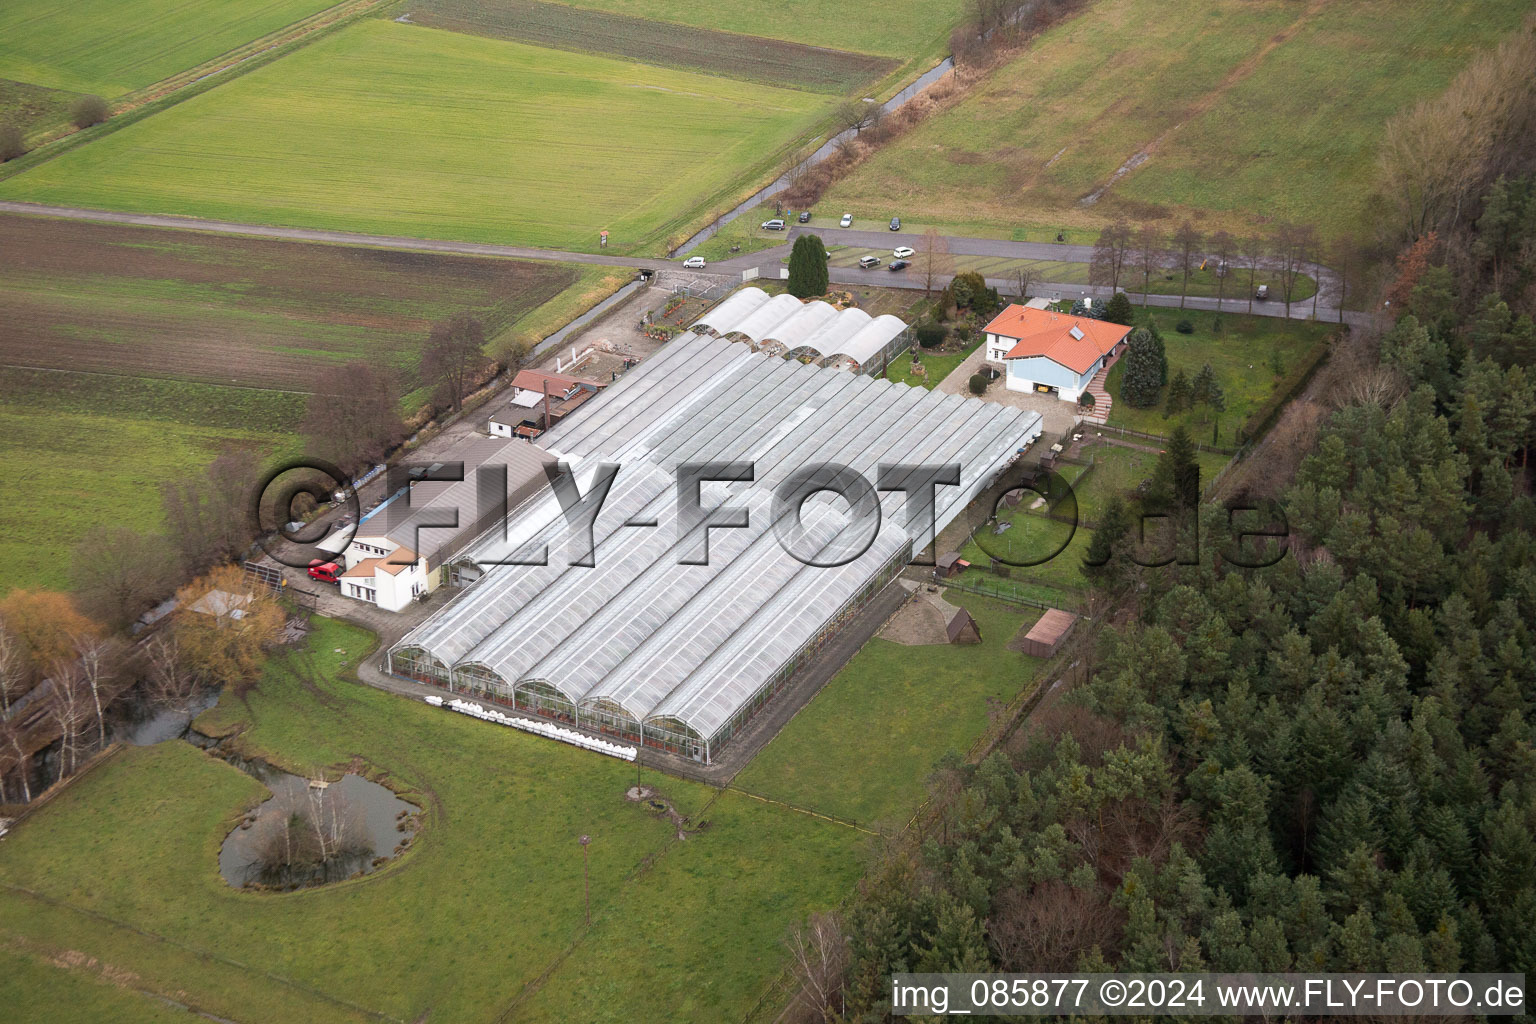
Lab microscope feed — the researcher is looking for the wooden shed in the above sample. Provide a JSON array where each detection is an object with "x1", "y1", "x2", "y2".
[
  {"x1": 944, "y1": 606, "x2": 982, "y2": 644},
  {"x1": 1018, "y1": 608, "x2": 1077, "y2": 658},
  {"x1": 935, "y1": 552, "x2": 970, "y2": 578}
]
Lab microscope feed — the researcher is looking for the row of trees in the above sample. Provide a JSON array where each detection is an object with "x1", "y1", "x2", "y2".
[{"x1": 1089, "y1": 218, "x2": 1350, "y2": 320}]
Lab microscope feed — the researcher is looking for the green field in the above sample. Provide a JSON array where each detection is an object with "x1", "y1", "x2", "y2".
[
  {"x1": 0, "y1": 214, "x2": 601, "y2": 593},
  {"x1": 542, "y1": 0, "x2": 965, "y2": 61},
  {"x1": 0, "y1": 619, "x2": 866, "y2": 1023},
  {"x1": 1104, "y1": 307, "x2": 1333, "y2": 436},
  {"x1": 0, "y1": 370, "x2": 301, "y2": 591},
  {"x1": 823, "y1": 0, "x2": 1532, "y2": 239},
  {"x1": 737, "y1": 596, "x2": 1040, "y2": 827},
  {"x1": 0, "y1": 19, "x2": 831, "y2": 253},
  {"x1": 0, "y1": 0, "x2": 334, "y2": 97}
]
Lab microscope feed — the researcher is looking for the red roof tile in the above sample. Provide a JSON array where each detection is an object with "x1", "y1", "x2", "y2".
[{"x1": 984, "y1": 306, "x2": 1132, "y2": 375}]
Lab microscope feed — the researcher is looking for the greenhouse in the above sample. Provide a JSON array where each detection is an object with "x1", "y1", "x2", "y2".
[
  {"x1": 389, "y1": 332, "x2": 1043, "y2": 762},
  {"x1": 691, "y1": 286, "x2": 910, "y2": 373}
]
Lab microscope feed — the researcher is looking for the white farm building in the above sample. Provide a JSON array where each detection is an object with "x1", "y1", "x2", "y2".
[{"x1": 389, "y1": 331, "x2": 1042, "y2": 762}]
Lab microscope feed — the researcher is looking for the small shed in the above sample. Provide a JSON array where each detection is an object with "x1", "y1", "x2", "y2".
[
  {"x1": 944, "y1": 606, "x2": 982, "y2": 644},
  {"x1": 1018, "y1": 608, "x2": 1077, "y2": 658},
  {"x1": 935, "y1": 552, "x2": 970, "y2": 578}
]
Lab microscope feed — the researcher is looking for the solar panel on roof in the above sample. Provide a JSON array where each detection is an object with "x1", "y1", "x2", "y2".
[{"x1": 1068, "y1": 325, "x2": 1084, "y2": 340}]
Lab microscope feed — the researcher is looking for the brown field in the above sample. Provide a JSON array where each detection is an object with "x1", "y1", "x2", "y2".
[
  {"x1": 0, "y1": 214, "x2": 577, "y2": 393},
  {"x1": 405, "y1": 0, "x2": 898, "y2": 93}
]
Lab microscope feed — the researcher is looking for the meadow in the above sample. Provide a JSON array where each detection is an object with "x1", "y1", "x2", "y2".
[
  {"x1": 1104, "y1": 306, "x2": 1334, "y2": 437},
  {"x1": 824, "y1": 0, "x2": 1532, "y2": 239},
  {"x1": 0, "y1": 0, "x2": 334, "y2": 97},
  {"x1": 736, "y1": 595, "x2": 1041, "y2": 827},
  {"x1": 0, "y1": 619, "x2": 868, "y2": 1023},
  {"x1": 0, "y1": 19, "x2": 831, "y2": 253}
]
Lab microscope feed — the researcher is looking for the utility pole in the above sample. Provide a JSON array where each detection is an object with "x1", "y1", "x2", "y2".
[{"x1": 579, "y1": 834, "x2": 591, "y2": 926}]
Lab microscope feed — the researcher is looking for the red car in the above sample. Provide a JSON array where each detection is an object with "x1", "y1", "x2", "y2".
[{"x1": 307, "y1": 560, "x2": 342, "y2": 584}]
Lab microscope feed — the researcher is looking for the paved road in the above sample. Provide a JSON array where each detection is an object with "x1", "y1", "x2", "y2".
[
  {"x1": 0, "y1": 200, "x2": 674, "y2": 271},
  {"x1": 1, "y1": 200, "x2": 1364, "y2": 326}
]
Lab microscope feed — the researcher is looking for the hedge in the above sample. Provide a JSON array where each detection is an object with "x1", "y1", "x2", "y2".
[{"x1": 1236, "y1": 333, "x2": 1336, "y2": 445}]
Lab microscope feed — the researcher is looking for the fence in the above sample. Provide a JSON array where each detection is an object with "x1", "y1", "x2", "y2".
[
  {"x1": 1087, "y1": 422, "x2": 1240, "y2": 456},
  {"x1": 940, "y1": 575, "x2": 1087, "y2": 612}
]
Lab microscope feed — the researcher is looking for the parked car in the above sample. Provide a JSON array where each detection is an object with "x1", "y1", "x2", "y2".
[
  {"x1": 308, "y1": 560, "x2": 342, "y2": 584},
  {"x1": 682, "y1": 255, "x2": 706, "y2": 269},
  {"x1": 839, "y1": 213, "x2": 853, "y2": 227},
  {"x1": 797, "y1": 210, "x2": 811, "y2": 223},
  {"x1": 760, "y1": 218, "x2": 786, "y2": 231},
  {"x1": 888, "y1": 259, "x2": 910, "y2": 272},
  {"x1": 892, "y1": 246, "x2": 914, "y2": 259},
  {"x1": 858, "y1": 255, "x2": 882, "y2": 269},
  {"x1": 1255, "y1": 284, "x2": 1270, "y2": 301},
  {"x1": 889, "y1": 217, "x2": 901, "y2": 231}
]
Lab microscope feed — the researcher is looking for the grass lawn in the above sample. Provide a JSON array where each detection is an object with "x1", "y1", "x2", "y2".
[
  {"x1": 0, "y1": 76, "x2": 80, "y2": 139},
  {"x1": 736, "y1": 595, "x2": 1040, "y2": 827},
  {"x1": 1105, "y1": 306, "x2": 1332, "y2": 438},
  {"x1": 885, "y1": 336, "x2": 982, "y2": 390},
  {"x1": 0, "y1": 19, "x2": 831, "y2": 254},
  {"x1": 540, "y1": 0, "x2": 966, "y2": 61},
  {"x1": 0, "y1": 372, "x2": 300, "y2": 591},
  {"x1": 0, "y1": 947, "x2": 202, "y2": 1024},
  {"x1": 0, "y1": 0, "x2": 333, "y2": 97},
  {"x1": 823, "y1": 0, "x2": 1531, "y2": 240},
  {"x1": 1069, "y1": 442, "x2": 1230, "y2": 521},
  {"x1": 0, "y1": 619, "x2": 863, "y2": 1022}
]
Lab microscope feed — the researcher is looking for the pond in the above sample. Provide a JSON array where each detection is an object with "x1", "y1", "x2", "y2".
[{"x1": 218, "y1": 762, "x2": 419, "y2": 889}]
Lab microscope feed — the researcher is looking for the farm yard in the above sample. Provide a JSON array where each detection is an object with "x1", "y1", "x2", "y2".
[
  {"x1": 0, "y1": 19, "x2": 833, "y2": 253},
  {"x1": 406, "y1": 0, "x2": 899, "y2": 93},
  {"x1": 823, "y1": 0, "x2": 1532, "y2": 240},
  {"x1": 0, "y1": 620, "x2": 871, "y2": 1023},
  {"x1": 0, "y1": 214, "x2": 594, "y2": 591}
]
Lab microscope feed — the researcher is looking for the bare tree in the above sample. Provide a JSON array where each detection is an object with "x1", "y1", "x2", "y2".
[
  {"x1": 1013, "y1": 263, "x2": 1036, "y2": 303},
  {"x1": 0, "y1": 621, "x2": 31, "y2": 801},
  {"x1": 1208, "y1": 229, "x2": 1235, "y2": 310},
  {"x1": 786, "y1": 911, "x2": 849, "y2": 1024},
  {"x1": 300, "y1": 362, "x2": 406, "y2": 479},
  {"x1": 1272, "y1": 222, "x2": 1318, "y2": 320},
  {"x1": 71, "y1": 633, "x2": 120, "y2": 749},
  {"x1": 71, "y1": 526, "x2": 178, "y2": 630},
  {"x1": 420, "y1": 313, "x2": 490, "y2": 414},
  {"x1": 45, "y1": 662, "x2": 95, "y2": 777},
  {"x1": 1132, "y1": 223, "x2": 1162, "y2": 303},
  {"x1": 1240, "y1": 235, "x2": 1268, "y2": 313},
  {"x1": 161, "y1": 445, "x2": 263, "y2": 575},
  {"x1": 141, "y1": 633, "x2": 198, "y2": 709},
  {"x1": 1172, "y1": 221, "x2": 1203, "y2": 308},
  {"x1": 1089, "y1": 219, "x2": 1132, "y2": 292},
  {"x1": 1331, "y1": 232, "x2": 1363, "y2": 325},
  {"x1": 920, "y1": 226, "x2": 954, "y2": 300},
  {"x1": 989, "y1": 881, "x2": 1123, "y2": 971}
]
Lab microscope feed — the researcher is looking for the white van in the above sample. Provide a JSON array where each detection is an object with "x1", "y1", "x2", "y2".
[{"x1": 760, "y1": 218, "x2": 786, "y2": 231}]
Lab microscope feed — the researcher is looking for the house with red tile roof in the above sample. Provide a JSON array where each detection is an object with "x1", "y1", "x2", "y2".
[{"x1": 982, "y1": 305, "x2": 1132, "y2": 402}]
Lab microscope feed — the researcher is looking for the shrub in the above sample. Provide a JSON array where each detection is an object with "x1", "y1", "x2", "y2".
[
  {"x1": 71, "y1": 94, "x2": 109, "y2": 129},
  {"x1": 954, "y1": 323, "x2": 971, "y2": 342},
  {"x1": 1078, "y1": 390, "x2": 1096, "y2": 408},
  {"x1": 916, "y1": 322, "x2": 946, "y2": 348},
  {"x1": 968, "y1": 373, "x2": 988, "y2": 395},
  {"x1": 1175, "y1": 318, "x2": 1195, "y2": 334},
  {"x1": 0, "y1": 123, "x2": 24, "y2": 162}
]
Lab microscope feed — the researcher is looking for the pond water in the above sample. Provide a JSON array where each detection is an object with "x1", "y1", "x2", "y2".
[
  {"x1": 112, "y1": 690, "x2": 222, "y2": 746},
  {"x1": 218, "y1": 765, "x2": 418, "y2": 889}
]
